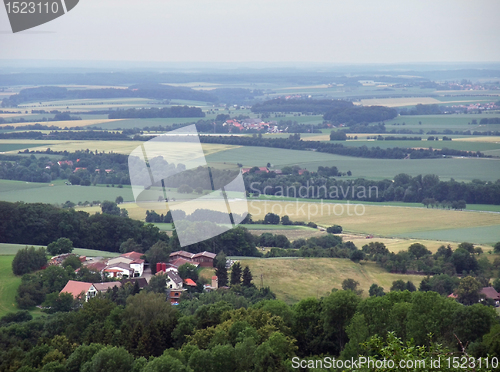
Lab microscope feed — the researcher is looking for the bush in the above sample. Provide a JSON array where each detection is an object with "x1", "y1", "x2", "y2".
[
  {"x1": 12, "y1": 246, "x2": 47, "y2": 275},
  {"x1": 47, "y1": 238, "x2": 74, "y2": 256},
  {"x1": 327, "y1": 225, "x2": 343, "y2": 234}
]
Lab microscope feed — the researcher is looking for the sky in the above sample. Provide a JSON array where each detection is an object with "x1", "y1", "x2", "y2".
[{"x1": 1, "y1": 0, "x2": 500, "y2": 64}]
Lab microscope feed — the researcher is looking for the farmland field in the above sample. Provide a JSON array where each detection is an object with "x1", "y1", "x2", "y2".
[
  {"x1": 0, "y1": 143, "x2": 51, "y2": 152},
  {"x1": 0, "y1": 119, "x2": 121, "y2": 129},
  {"x1": 205, "y1": 145, "x2": 500, "y2": 181},
  {"x1": 0, "y1": 243, "x2": 119, "y2": 258},
  {"x1": 0, "y1": 255, "x2": 21, "y2": 317},
  {"x1": 88, "y1": 200, "x2": 500, "y2": 245},
  {"x1": 238, "y1": 258, "x2": 426, "y2": 304}
]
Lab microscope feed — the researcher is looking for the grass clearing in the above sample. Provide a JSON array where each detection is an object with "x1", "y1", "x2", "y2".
[
  {"x1": 238, "y1": 258, "x2": 425, "y2": 304},
  {"x1": 356, "y1": 97, "x2": 442, "y2": 107},
  {"x1": 0, "y1": 243, "x2": 120, "y2": 257},
  {"x1": 0, "y1": 119, "x2": 122, "y2": 129},
  {"x1": 0, "y1": 255, "x2": 21, "y2": 317}
]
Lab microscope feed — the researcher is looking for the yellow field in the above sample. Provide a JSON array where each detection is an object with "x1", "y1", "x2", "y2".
[
  {"x1": 0, "y1": 139, "x2": 238, "y2": 156},
  {"x1": 454, "y1": 136, "x2": 500, "y2": 143},
  {"x1": 302, "y1": 134, "x2": 331, "y2": 141},
  {"x1": 355, "y1": 97, "x2": 442, "y2": 107},
  {"x1": 239, "y1": 258, "x2": 425, "y2": 303},
  {"x1": 340, "y1": 234, "x2": 492, "y2": 253},
  {"x1": 79, "y1": 200, "x2": 500, "y2": 241},
  {"x1": 0, "y1": 119, "x2": 122, "y2": 129}
]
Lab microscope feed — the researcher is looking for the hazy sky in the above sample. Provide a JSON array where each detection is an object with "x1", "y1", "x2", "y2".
[{"x1": 1, "y1": 0, "x2": 500, "y2": 64}]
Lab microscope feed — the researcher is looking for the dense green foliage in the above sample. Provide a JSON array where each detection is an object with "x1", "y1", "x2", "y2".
[
  {"x1": 108, "y1": 106, "x2": 205, "y2": 119},
  {"x1": 11, "y1": 246, "x2": 48, "y2": 275},
  {"x1": 0, "y1": 201, "x2": 167, "y2": 252}
]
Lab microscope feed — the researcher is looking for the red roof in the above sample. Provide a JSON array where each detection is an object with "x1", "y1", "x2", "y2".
[
  {"x1": 60, "y1": 280, "x2": 94, "y2": 299},
  {"x1": 170, "y1": 251, "x2": 194, "y2": 259},
  {"x1": 184, "y1": 278, "x2": 197, "y2": 286},
  {"x1": 120, "y1": 251, "x2": 143, "y2": 260},
  {"x1": 481, "y1": 287, "x2": 500, "y2": 300},
  {"x1": 170, "y1": 258, "x2": 199, "y2": 268}
]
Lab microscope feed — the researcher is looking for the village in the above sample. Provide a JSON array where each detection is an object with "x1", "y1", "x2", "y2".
[{"x1": 55, "y1": 250, "x2": 221, "y2": 305}]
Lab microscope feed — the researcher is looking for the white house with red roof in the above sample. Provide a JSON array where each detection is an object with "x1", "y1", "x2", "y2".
[{"x1": 60, "y1": 280, "x2": 97, "y2": 301}]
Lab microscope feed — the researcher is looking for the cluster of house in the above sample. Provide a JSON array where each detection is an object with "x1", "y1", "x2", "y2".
[
  {"x1": 224, "y1": 118, "x2": 279, "y2": 133},
  {"x1": 58, "y1": 250, "x2": 218, "y2": 305},
  {"x1": 241, "y1": 167, "x2": 307, "y2": 175},
  {"x1": 46, "y1": 159, "x2": 113, "y2": 174},
  {"x1": 448, "y1": 286, "x2": 500, "y2": 306},
  {"x1": 449, "y1": 102, "x2": 498, "y2": 112}
]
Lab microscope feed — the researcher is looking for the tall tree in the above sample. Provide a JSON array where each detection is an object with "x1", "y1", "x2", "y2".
[
  {"x1": 146, "y1": 240, "x2": 171, "y2": 275},
  {"x1": 230, "y1": 262, "x2": 242, "y2": 285},
  {"x1": 215, "y1": 257, "x2": 228, "y2": 287},
  {"x1": 242, "y1": 266, "x2": 253, "y2": 287}
]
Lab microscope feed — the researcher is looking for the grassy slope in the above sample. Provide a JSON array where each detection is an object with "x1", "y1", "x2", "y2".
[
  {"x1": 0, "y1": 256, "x2": 21, "y2": 317},
  {"x1": 238, "y1": 257, "x2": 426, "y2": 304}
]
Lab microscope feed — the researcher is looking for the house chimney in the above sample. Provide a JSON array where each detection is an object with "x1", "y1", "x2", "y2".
[{"x1": 212, "y1": 275, "x2": 218, "y2": 289}]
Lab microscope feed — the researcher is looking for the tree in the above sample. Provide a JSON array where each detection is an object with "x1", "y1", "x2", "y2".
[
  {"x1": 177, "y1": 184, "x2": 193, "y2": 194},
  {"x1": 242, "y1": 266, "x2": 253, "y2": 287},
  {"x1": 390, "y1": 280, "x2": 406, "y2": 292},
  {"x1": 280, "y1": 215, "x2": 291, "y2": 225},
  {"x1": 368, "y1": 284, "x2": 385, "y2": 297},
  {"x1": 101, "y1": 201, "x2": 121, "y2": 215},
  {"x1": 342, "y1": 279, "x2": 363, "y2": 296},
  {"x1": 408, "y1": 243, "x2": 430, "y2": 259},
  {"x1": 230, "y1": 262, "x2": 242, "y2": 285},
  {"x1": 11, "y1": 246, "x2": 47, "y2": 275},
  {"x1": 456, "y1": 276, "x2": 482, "y2": 305},
  {"x1": 350, "y1": 250, "x2": 365, "y2": 263},
  {"x1": 81, "y1": 347, "x2": 134, "y2": 372},
  {"x1": 115, "y1": 196, "x2": 124, "y2": 204},
  {"x1": 263, "y1": 213, "x2": 280, "y2": 225},
  {"x1": 42, "y1": 292, "x2": 74, "y2": 313},
  {"x1": 146, "y1": 240, "x2": 171, "y2": 275},
  {"x1": 326, "y1": 225, "x2": 343, "y2": 234},
  {"x1": 145, "y1": 273, "x2": 167, "y2": 294},
  {"x1": 215, "y1": 256, "x2": 228, "y2": 287},
  {"x1": 178, "y1": 263, "x2": 199, "y2": 282},
  {"x1": 494, "y1": 242, "x2": 500, "y2": 254},
  {"x1": 47, "y1": 238, "x2": 73, "y2": 256},
  {"x1": 62, "y1": 255, "x2": 82, "y2": 270},
  {"x1": 405, "y1": 281, "x2": 416, "y2": 292},
  {"x1": 119, "y1": 238, "x2": 143, "y2": 254}
]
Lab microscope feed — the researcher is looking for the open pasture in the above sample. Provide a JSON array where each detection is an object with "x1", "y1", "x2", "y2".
[
  {"x1": 238, "y1": 258, "x2": 425, "y2": 304},
  {"x1": 96, "y1": 199, "x2": 500, "y2": 245},
  {"x1": 0, "y1": 256, "x2": 21, "y2": 317},
  {"x1": 205, "y1": 145, "x2": 500, "y2": 181},
  {"x1": 0, "y1": 119, "x2": 122, "y2": 129}
]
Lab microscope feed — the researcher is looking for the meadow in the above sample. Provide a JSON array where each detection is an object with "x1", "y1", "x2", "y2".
[
  {"x1": 205, "y1": 145, "x2": 500, "y2": 181},
  {"x1": 84, "y1": 199, "x2": 500, "y2": 245},
  {"x1": 237, "y1": 257, "x2": 426, "y2": 304}
]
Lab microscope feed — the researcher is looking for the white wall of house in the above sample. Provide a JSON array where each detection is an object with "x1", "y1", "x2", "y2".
[{"x1": 130, "y1": 263, "x2": 144, "y2": 277}]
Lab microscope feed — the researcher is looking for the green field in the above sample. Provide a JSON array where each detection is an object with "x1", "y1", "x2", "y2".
[
  {"x1": 0, "y1": 256, "x2": 21, "y2": 317},
  {"x1": 0, "y1": 143, "x2": 51, "y2": 152},
  {"x1": 238, "y1": 257, "x2": 426, "y2": 304},
  {"x1": 383, "y1": 114, "x2": 500, "y2": 132},
  {"x1": 396, "y1": 225, "x2": 500, "y2": 245},
  {"x1": 0, "y1": 243, "x2": 120, "y2": 257},
  {"x1": 205, "y1": 145, "x2": 500, "y2": 181},
  {"x1": 339, "y1": 139, "x2": 500, "y2": 153},
  {"x1": 0, "y1": 180, "x2": 135, "y2": 204}
]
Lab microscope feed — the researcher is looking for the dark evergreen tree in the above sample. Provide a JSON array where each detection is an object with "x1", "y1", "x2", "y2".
[
  {"x1": 230, "y1": 262, "x2": 242, "y2": 285},
  {"x1": 242, "y1": 266, "x2": 253, "y2": 287}
]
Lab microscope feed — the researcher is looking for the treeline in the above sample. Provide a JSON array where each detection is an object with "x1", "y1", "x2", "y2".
[
  {"x1": 251, "y1": 98, "x2": 353, "y2": 114},
  {"x1": 362, "y1": 241, "x2": 492, "y2": 278},
  {"x1": 1, "y1": 84, "x2": 217, "y2": 107},
  {"x1": 0, "y1": 201, "x2": 167, "y2": 252},
  {"x1": 245, "y1": 172, "x2": 500, "y2": 205},
  {"x1": 400, "y1": 103, "x2": 443, "y2": 115},
  {"x1": 196, "y1": 134, "x2": 485, "y2": 159},
  {"x1": 479, "y1": 117, "x2": 500, "y2": 124},
  {"x1": 0, "y1": 130, "x2": 129, "y2": 140},
  {"x1": 250, "y1": 98, "x2": 398, "y2": 124},
  {"x1": 323, "y1": 105, "x2": 398, "y2": 124},
  {"x1": 108, "y1": 106, "x2": 205, "y2": 119}
]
